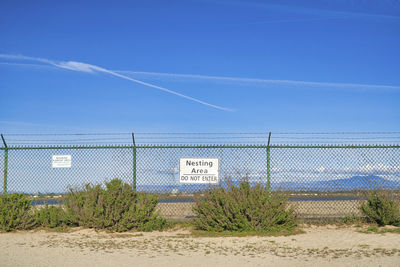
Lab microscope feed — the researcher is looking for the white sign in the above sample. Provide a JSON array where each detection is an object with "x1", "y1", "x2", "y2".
[
  {"x1": 179, "y1": 158, "x2": 219, "y2": 184},
  {"x1": 52, "y1": 155, "x2": 72, "y2": 168}
]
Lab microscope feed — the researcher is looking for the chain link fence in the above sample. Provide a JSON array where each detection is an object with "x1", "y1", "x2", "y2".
[{"x1": 1, "y1": 133, "x2": 400, "y2": 222}]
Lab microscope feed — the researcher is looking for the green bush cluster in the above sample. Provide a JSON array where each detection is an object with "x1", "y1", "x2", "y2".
[
  {"x1": 0, "y1": 193, "x2": 36, "y2": 231},
  {"x1": 65, "y1": 178, "x2": 168, "y2": 232},
  {"x1": 193, "y1": 180, "x2": 297, "y2": 232},
  {"x1": 4, "y1": 178, "x2": 399, "y2": 233},
  {"x1": 0, "y1": 179, "x2": 168, "y2": 232},
  {"x1": 359, "y1": 190, "x2": 400, "y2": 226},
  {"x1": 35, "y1": 205, "x2": 69, "y2": 228}
]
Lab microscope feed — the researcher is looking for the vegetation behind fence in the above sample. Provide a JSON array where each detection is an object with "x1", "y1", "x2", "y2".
[{"x1": 0, "y1": 132, "x2": 399, "y2": 222}]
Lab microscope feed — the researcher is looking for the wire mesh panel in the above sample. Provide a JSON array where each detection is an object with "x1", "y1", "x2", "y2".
[
  {"x1": 0, "y1": 150, "x2": 4, "y2": 194},
  {"x1": 271, "y1": 146, "x2": 400, "y2": 221},
  {"x1": 6, "y1": 147, "x2": 134, "y2": 195},
  {"x1": 0, "y1": 141, "x2": 399, "y2": 222},
  {"x1": 137, "y1": 146, "x2": 268, "y2": 219}
]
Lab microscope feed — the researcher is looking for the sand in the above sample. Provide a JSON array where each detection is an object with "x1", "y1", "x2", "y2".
[{"x1": 1, "y1": 225, "x2": 399, "y2": 267}]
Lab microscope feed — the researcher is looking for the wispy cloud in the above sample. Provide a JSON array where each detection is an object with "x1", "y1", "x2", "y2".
[
  {"x1": 221, "y1": 1, "x2": 400, "y2": 20},
  {"x1": 119, "y1": 71, "x2": 400, "y2": 91},
  {"x1": 245, "y1": 16, "x2": 342, "y2": 25},
  {"x1": 0, "y1": 54, "x2": 233, "y2": 112},
  {"x1": 2, "y1": 55, "x2": 400, "y2": 92},
  {"x1": 0, "y1": 62, "x2": 55, "y2": 69}
]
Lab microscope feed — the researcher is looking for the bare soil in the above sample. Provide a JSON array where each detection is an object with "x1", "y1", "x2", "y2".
[{"x1": 1, "y1": 225, "x2": 399, "y2": 267}]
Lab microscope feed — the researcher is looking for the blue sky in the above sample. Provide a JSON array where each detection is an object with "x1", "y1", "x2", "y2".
[{"x1": 1, "y1": 0, "x2": 400, "y2": 134}]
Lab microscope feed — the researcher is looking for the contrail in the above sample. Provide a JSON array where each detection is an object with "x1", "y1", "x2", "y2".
[
  {"x1": 0, "y1": 54, "x2": 233, "y2": 112},
  {"x1": 118, "y1": 71, "x2": 400, "y2": 91},
  {"x1": 2, "y1": 55, "x2": 400, "y2": 90}
]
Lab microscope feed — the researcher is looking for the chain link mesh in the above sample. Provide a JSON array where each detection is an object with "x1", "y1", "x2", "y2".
[
  {"x1": 5, "y1": 147, "x2": 134, "y2": 194},
  {"x1": 137, "y1": 146, "x2": 267, "y2": 219},
  {"x1": 271, "y1": 147, "x2": 400, "y2": 221},
  {"x1": 0, "y1": 150, "x2": 4, "y2": 194},
  {"x1": 0, "y1": 144, "x2": 399, "y2": 222}
]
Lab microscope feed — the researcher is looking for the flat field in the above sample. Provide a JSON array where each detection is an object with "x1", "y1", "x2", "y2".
[
  {"x1": 1, "y1": 225, "x2": 399, "y2": 267},
  {"x1": 156, "y1": 200, "x2": 363, "y2": 221}
]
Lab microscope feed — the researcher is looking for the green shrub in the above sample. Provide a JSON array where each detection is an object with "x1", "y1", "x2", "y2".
[
  {"x1": 65, "y1": 178, "x2": 168, "y2": 232},
  {"x1": 34, "y1": 204, "x2": 69, "y2": 228},
  {"x1": 359, "y1": 190, "x2": 400, "y2": 226},
  {"x1": 0, "y1": 193, "x2": 35, "y2": 231},
  {"x1": 193, "y1": 180, "x2": 297, "y2": 232}
]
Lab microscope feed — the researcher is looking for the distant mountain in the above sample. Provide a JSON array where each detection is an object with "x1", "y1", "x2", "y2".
[{"x1": 137, "y1": 175, "x2": 399, "y2": 193}]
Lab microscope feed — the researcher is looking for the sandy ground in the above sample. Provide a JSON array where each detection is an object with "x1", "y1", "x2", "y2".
[{"x1": 1, "y1": 225, "x2": 400, "y2": 267}]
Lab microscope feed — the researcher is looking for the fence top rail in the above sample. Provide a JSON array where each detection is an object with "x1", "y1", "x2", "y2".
[
  {"x1": 0, "y1": 144, "x2": 400, "y2": 150},
  {"x1": 2, "y1": 132, "x2": 400, "y2": 148}
]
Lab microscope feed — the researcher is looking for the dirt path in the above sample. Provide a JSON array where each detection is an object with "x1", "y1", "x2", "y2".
[{"x1": 1, "y1": 225, "x2": 399, "y2": 267}]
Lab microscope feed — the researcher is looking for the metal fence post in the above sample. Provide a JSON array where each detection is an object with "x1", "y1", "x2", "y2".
[
  {"x1": 267, "y1": 132, "x2": 271, "y2": 193},
  {"x1": 132, "y1": 133, "x2": 137, "y2": 192},
  {"x1": 1, "y1": 134, "x2": 8, "y2": 194}
]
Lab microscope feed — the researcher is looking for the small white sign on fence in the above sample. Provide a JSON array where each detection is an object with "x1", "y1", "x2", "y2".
[
  {"x1": 179, "y1": 158, "x2": 219, "y2": 184},
  {"x1": 52, "y1": 155, "x2": 72, "y2": 168}
]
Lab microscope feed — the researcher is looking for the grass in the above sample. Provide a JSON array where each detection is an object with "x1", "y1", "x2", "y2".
[
  {"x1": 6, "y1": 223, "x2": 400, "y2": 260},
  {"x1": 170, "y1": 221, "x2": 304, "y2": 237},
  {"x1": 190, "y1": 228, "x2": 305, "y2": 237},
  {"x1": 358, "y1": 225, "x2": 400, "y2": 234},
  {"x1": 340, "y1": 216, "x2": 366, "y2": 225}
]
